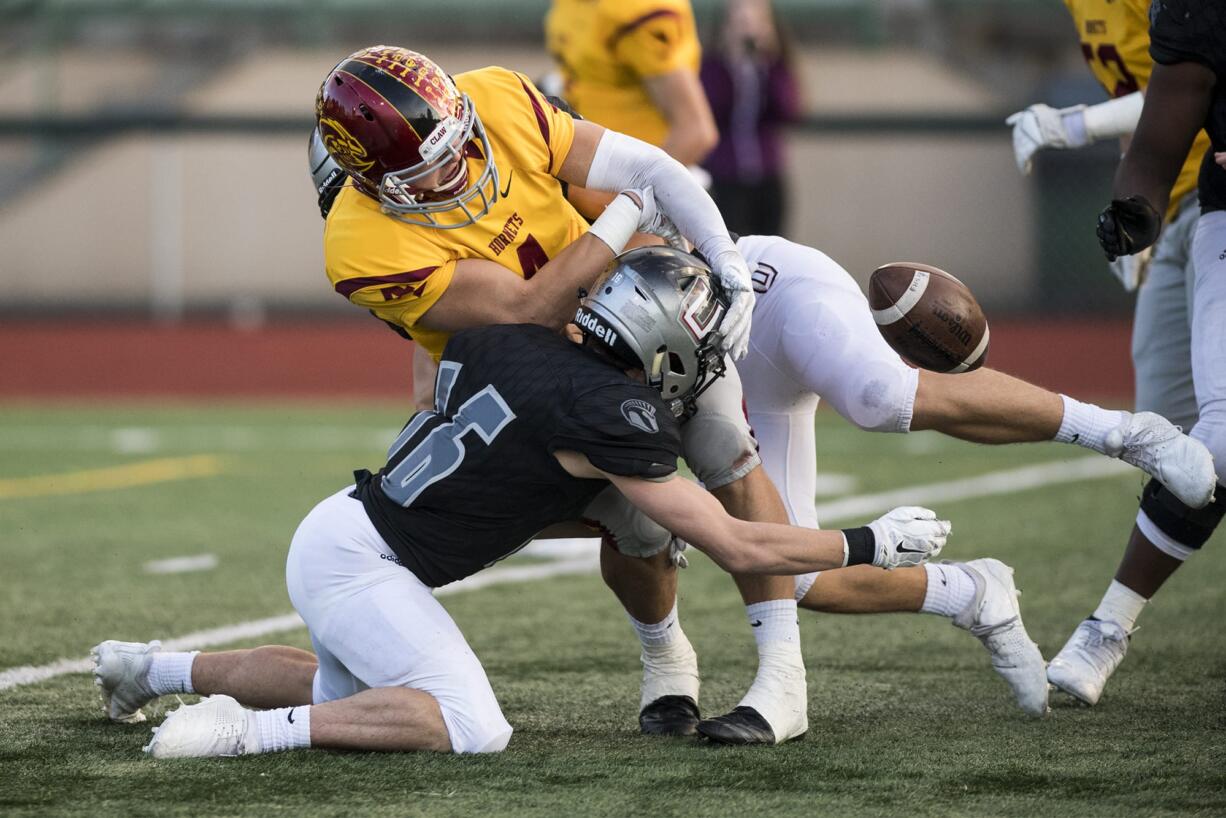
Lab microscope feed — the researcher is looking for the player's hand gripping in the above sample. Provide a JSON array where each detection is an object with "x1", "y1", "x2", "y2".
[
  {"x1": 1006, "y1": 103, "x2": 1089, "y2": 175},
  {"x1": 1097, "y1": 196, "x2": 1162, "y2": 261},
  {"x1": 708, "y1": 249, "x2": 754, "y2": 360},
  {"x1": 868, "y1": 507, "x2": 951, "y2": 569},
  {"x1": 622, "y1": 185, "x2": 687, "y2": 250}
]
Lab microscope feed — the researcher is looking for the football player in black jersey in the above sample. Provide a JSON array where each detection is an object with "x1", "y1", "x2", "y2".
[
  {"x1": 90, "y1": 249, "x2": 949, "y2": 759},
  {"x1": 1049, "y1": 0, "x2": 1226, "y2": 705}
]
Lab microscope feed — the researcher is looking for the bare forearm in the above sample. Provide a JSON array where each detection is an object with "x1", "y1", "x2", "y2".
[
  {"x1": 1114, "y1": 62, "x2": 1214, "y2": 212},
  {"x1": 519, "y1": 233, "x2": 615, "y2": 328},
  {"x1": 719, "y1": 520, "x2": 848, "y2": 575}
]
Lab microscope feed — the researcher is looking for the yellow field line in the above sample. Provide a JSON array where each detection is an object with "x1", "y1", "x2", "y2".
[{"x1": 0, "y1": 455, "x2": 226, "y2": 499}]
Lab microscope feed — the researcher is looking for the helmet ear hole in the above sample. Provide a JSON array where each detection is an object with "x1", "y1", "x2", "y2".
[{"x1": 668, "y1": 351, "x2": 686, "y2": 375}]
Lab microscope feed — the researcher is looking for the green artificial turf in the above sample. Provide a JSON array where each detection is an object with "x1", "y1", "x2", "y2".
[{"x1": 1, "y1": 404, "x2": 1222, "y2": 817}]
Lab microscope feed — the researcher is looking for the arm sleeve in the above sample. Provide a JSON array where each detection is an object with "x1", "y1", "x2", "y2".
[
  {"x1": 611, "y1": 4, "x2": 700, "y2": 79},
  {"x1": 549, "y1": 384, "x2": 681, "y2": 478},
  {"x1": 584, "y1": 128, "x2": 737, "y2": 263}
]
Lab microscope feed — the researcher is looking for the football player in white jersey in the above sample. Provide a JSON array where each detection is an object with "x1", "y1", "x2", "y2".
[{"x1": 310, "y1": 145, "x2": 1216, "y2": 721}]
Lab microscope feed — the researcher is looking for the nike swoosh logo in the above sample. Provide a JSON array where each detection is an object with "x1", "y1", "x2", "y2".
[
  {"x1": 895, "y1": 543, "x2": 926, "y2": 554},
  {"x1": 499, "y1": 170, "x2": 513, "y2": 198},
  {"x1": 750, "y1": 619, "x2": 763, "y2": 627},
  {"x1": 287, "y1": 709, "x2": 295, "y2": 724}
]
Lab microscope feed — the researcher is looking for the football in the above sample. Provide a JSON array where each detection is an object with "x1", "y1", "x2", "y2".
[{"x1": 868, "y1": 262, "x2": 989, "y2": 373}]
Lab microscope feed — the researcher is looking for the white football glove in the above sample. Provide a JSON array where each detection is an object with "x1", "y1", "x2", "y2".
[
  {"x1": 1107, "y1": 245, "x2": 1153, "y2": 292},
  {"x1": 1006, "y1": 103, "x2": 1089, "y2": 176},
  {"x1": 623, "y1": 185, "x2": 686, "y2": 250},
  {"x1": 868, "y1": 506, "x2": 951, "y2": 569},
  {"x1": 708, "y1": 249, "x2": 754, "y2": 360}
]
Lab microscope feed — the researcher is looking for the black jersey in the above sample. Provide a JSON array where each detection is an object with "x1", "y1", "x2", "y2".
[
  {"x1": 1150, "y1": 0, "x2": 1226, "y2": 213},
  {"x1": 353, "y1": 324, "x2": 682, "y2": 588}
]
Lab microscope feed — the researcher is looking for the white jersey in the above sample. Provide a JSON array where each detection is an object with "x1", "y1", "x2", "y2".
[{"x1": 733, "y1": 236, "x2": 919, "y2": 590}]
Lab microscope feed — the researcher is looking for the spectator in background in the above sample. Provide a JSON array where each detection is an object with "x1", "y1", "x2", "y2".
[{"x1": 701, "y1": 0, "x2": 801, "y2": 237}]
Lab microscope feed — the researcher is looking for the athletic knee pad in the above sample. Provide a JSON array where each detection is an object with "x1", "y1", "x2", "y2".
[
  {"x1": 584, "y1": 487, "x2": 673, "y2": 558},
  {"x1": 840, "y1": 360, "x2": 917, "y2": 434},
  {"x1": 681, "y1": 409, "x2": 760, "y2": 489},
  {"x1": 1137, "y1": 478, "x2": 1226, "y2": 559}
]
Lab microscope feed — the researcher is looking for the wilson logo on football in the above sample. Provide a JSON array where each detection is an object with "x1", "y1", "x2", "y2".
[
  {"x1": 318, "y1": 117, "x2": 375, "y2": 173},
  {"x1": 620, "y1": 399, "x2": 659, "y2": 434}
]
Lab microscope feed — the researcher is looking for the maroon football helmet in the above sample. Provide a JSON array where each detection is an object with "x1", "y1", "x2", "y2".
[{"x1": 315, "y1": 45, "x2": 500, "y2": 228}]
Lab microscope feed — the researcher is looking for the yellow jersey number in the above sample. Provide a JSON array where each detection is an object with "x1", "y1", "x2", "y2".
[{"x1": 1079, "y1": 41, "x2": 1141, "y2": 98}]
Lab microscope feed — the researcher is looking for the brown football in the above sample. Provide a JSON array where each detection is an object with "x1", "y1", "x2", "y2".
[{"x1": 868, "y1": 262, "x2": 989, "y2": 373}]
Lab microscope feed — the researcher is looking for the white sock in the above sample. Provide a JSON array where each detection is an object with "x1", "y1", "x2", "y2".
[
  {"x1": 737, "y1": 601, "x2": 805, "y2": 738},
  {"x1": 628, "y1": 603, "x2": 682, "y2": 650},
  {"x1": 746, "y1": 599, "x2": 801, "y2": 649},
  {"x1": 921, "y1": 563, "x2": 978, "y2": 618},
  {"x1": 1093, "y1": 580, "x2": 1147, "y2": 632},
  {"x1": 249, "y1": 706, "x2": 312, "y2": 753},
  {"x1": 148, "y1": 651, "x2": 198, "y2": 696},
  {"x1": 1054, "y1": 395, "x2": 1128, "y2": 454}
]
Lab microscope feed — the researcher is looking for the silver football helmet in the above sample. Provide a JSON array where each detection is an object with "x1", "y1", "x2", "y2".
[
  {"x1": 575, "y1": 247, "x2": 728, "y2": 418},
  {"x1": 309, "y1": 126, "x2": 347, "y2": 219}
]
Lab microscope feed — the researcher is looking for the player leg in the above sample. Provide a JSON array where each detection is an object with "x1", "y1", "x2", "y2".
[
  {"x1": 587, "y1": 488, "x2": 701, "y2": 736},
  {"x1": 737, "y1": 288, "x2": 1047, "y2": 717},
  {"x1": 676, "y1": 363, "x2": 808, "y2": 746},
  {"x1": 134, "y1": 488, "x2": 511, "y2": 758},
  {"x1": 1049, "y1": 204, "x2": 1226, "y2": 705}
]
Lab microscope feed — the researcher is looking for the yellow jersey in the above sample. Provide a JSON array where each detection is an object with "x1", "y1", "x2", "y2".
[
  {"x1": 323, "y1": 67, "x2": 588, "y2": 361},
  {"x1": 545, "y1": 0, "x2": 701, "y2": 146},
  {"x1": 1064, "y1": 0, "x2": 1210, "y2": 220}
]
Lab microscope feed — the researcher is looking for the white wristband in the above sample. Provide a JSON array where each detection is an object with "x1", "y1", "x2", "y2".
[
  {"x1": 1084, "y1": 91, "x2": 1144, "y2": 142},
  {"x1": 585, "y1": 193, "x2": 641, "y2": 254}
]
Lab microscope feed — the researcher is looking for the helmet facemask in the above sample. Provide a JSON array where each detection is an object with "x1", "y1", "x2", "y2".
[{"x1": 377, "y1": 94, "x2": 501, "y2": 229}]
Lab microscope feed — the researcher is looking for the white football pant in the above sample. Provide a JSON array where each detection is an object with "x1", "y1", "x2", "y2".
[
  {"x1": 735, "y1": 235, "x2": 920, "y2": 598},
  {"x1": 285, "y1": 487, "x2": 513, "y2": 753}
]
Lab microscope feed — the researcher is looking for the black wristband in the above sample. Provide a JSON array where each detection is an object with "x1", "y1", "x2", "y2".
[{"x1": 842, "y1": 526, "x2": 876, "y2": 566}]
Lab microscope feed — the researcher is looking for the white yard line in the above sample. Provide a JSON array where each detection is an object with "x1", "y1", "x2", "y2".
[
  {"x1": 0, "y1": 553, "x2": 598, "y2": 693},
  {"x1": 0, "y1": 456, "x2": 1134, "y2": 693},
  {"x1": 812, "y1": 456, "x2": 1132, "y2": 523},
  {"x1": 143, "y1": 554, "x2": 219, "y2": 575}
]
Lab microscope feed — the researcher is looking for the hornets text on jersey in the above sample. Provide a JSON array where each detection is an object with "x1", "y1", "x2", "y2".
[
  {"x1": 324, "y1": 67, "x2": 589, "y2": 361},
  {"x1": 546, "y1": 0, "x2": 701, "y2": 146},
  {"x1": 1149, "y1": 0, "x2": 1226, "y2": 214},
  {"x1": 1063, "y1": 0, "x2": 1211, "y2": 221},
  {"x1": 353, "y1": 324, "x2": 682, "y2": 588}
]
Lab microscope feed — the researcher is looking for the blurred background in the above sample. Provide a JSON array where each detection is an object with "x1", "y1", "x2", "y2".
[{"x1": 0, "y1": 0, "x2": 1134, "y2": 400}]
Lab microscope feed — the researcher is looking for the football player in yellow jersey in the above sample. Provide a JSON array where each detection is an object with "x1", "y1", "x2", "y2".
[
  {"x1": 315, "y1": 45, "x2": 807, "y2": 745},
  {"x1": 1007, "y1": 2, "x2": 1217, "y2": 706},
  {"x1": 545, "y1": 0, "x2": 718, "y2": 166}
]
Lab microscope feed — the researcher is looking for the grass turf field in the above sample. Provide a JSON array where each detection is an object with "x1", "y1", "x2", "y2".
[{"x1": 1, "y1": 403, "x2": 1224, "y2": 817}]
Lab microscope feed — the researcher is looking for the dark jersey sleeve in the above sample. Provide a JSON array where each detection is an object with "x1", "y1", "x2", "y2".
[
  {"x1": 549, "y1": 384, "x2": 681, "y2": 478},
  {"x1": 1150, "y1": 0, "x2": 1224, "y2": 71}
]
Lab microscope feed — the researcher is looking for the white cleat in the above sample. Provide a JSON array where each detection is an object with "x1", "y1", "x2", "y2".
[
  {"x1": 1047, "y1": 618, "x2": 1130, "y2": 706},
  {"x1": 952, "y1": 559, "x2": 1050, "y2": 718},
  {"x1": 144, "y1": 695, "x2": 257, "y2": 759},
  {"x1": 92, "y1": 639, "x2": 161, "y2": 723},
  {"x1": 1105, "y1": 411, "x2": 1217, "y2": 508},
  {"x1": 698, "y1": 644, "x2": 807, "y2": 745}
]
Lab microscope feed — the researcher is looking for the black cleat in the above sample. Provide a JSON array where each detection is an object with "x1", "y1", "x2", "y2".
[
  {"x1": 639, "y1": 695, "x2": 701, "y2": 736},
  {"x1": 697, "y1": 706, "x2": 792, "y2": 745}
]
